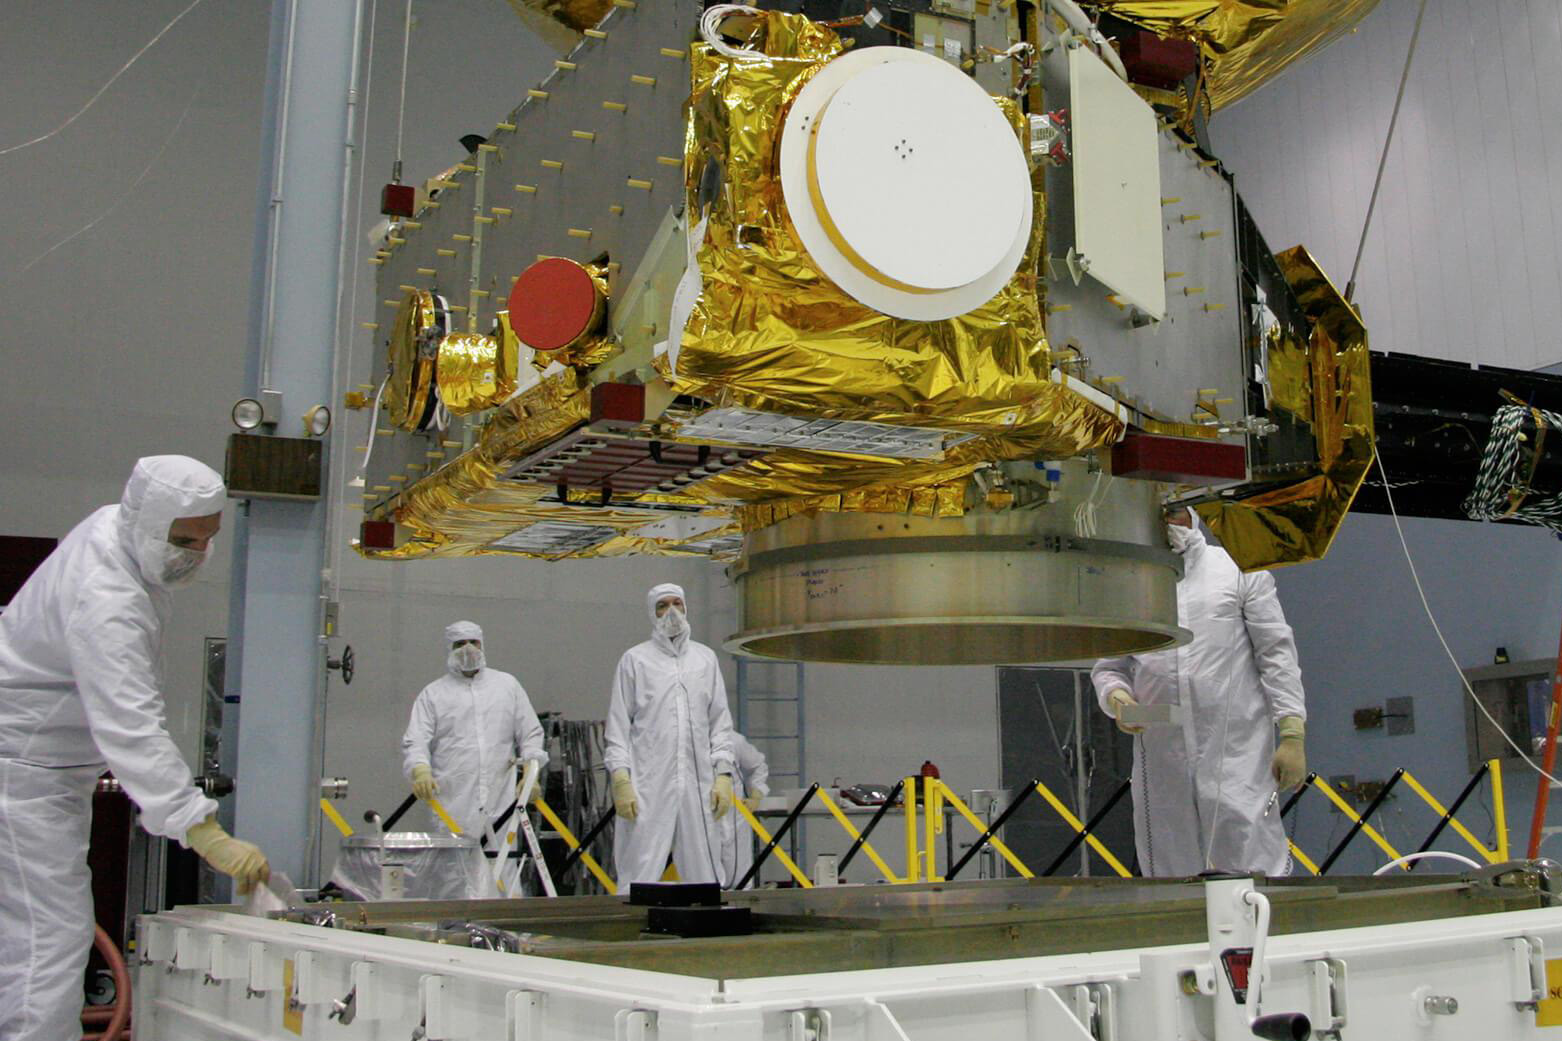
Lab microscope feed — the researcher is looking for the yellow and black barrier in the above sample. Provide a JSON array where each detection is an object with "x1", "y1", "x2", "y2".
[{"x1": 1278, "y1": 758, "x2": 1506, "y2": 875}]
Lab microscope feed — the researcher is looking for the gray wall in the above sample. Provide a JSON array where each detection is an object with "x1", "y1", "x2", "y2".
[{"x1": 1213, "y1": 0, "x2": 1562, "y2": 369}]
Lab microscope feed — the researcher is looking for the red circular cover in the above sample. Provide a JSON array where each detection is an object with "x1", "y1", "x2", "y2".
[{"x1": 507, "y1": 257, "x2": 600, "y2": 351}]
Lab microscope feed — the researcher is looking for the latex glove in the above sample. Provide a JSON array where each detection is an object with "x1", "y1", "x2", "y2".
[
  {"x1": 518, "y1": 759, "x2": 543, "y2": 805},
  {"x1": 411, "y1": 763, "x2": 438, "y2": 801},
  {"x1": 186, "y1": 816, "x2": 270, "y2": 894},
  {"x1": 742, "y1": 794, "x2": 762, "y2": 812},
  {"x1": 611, "y1": 768, "x2": 639, "y2": 821},
  {"x1": 1272, "y1": 716, "x2": 1307, "y2": 790},
  {"x1": 710, "y1": 773, "x2": 735, "y2": 819},
  {"x1": 1106, "y1": 688, "x2": 1145, "y2": 735}
]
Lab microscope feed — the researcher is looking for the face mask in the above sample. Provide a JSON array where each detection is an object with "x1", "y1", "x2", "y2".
[
  {"x1": 449, "y1": 644, "x2": 485, "y2": 674},
  {"x1": 655, "y1": 605, "x2": 689, "y2": 639},
  {"x1": 159, "y1": 544, "x2": 208, "y2": 587},
  {"x1": 1166, "y1": 522, "x2": 1197, "y2": 554}
]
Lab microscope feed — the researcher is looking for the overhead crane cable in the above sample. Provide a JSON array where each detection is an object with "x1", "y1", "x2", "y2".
[
  {"x1": 393, "y1": 0, "x2": 413, "y2": 182},
  {"x1": 1345, "y1": 0, "x2": 1430, "y2": 303},
  {"x1": 0, "y1": 0, "x2": 209, "y2": 156}
]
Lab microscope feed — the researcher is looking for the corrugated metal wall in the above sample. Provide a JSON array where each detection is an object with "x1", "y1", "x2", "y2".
[{"x1": 1214, "y1": 0, "x2": 1562, "y2": 370}]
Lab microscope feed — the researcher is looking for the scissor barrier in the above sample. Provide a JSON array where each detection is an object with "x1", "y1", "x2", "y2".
[{"x1": 320, "y1": 758, "x2": 1510, "y2": 892}]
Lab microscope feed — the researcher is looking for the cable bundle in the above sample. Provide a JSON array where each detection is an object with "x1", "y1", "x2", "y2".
[{"x1": 1463, "y1": 404, "x2": 1562, "y2": 530}]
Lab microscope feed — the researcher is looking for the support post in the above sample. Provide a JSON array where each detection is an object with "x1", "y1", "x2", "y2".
[{"x1": 230, "y1": 0, "x2": 364, "y2": 885}]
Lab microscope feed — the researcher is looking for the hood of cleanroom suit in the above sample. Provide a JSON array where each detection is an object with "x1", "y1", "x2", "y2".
[
  {"x1": 606, "y1": 584, "x2": 736, "y2": 890},
  {"x1": 0, "y1": 455, "x2": 224, "y2": 1040},
  {"x1": 401, "y1": 628, "x2": 547, "y2": 854},
  {"x1": 120, "y1": 454, "x2": 226, "y2": 588},
  {"x1": 1090, "y1": 521, "x2": 1305, "y2": 877},
  {"x1": 444, "y1": 620, "x2": 486, "y2": 675},
  {"x1": 646, "y1": 581, "x2": 690, "y2": 656}
]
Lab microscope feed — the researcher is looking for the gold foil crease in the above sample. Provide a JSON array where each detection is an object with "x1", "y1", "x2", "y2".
[
  {"x1": 1195, "y1": 246, "x2": 1373, "y2": 570},
  {"x1": 436, "y1": 332, "x2": 518, "y2": 415},
  {"x1": 386, "y1": 289, "x2": 440, "y2": 431},
  {"x1": 677, "y1": 14, "x2": 1121, "y2": 467},
  {"x1": 1095, "y1": 0, "x2": 1381, "y2": 111}
]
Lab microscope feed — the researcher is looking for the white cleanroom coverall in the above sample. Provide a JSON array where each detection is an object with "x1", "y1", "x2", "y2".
[
  {"x1": 0, "y1": 457, "x2": 228, "y2": 1041},
  {"x1": 1091, "y1": 522, "x2": 1306, "y2": 877},
  {"x1": 718, "y1": 732, "x2": 771, "y2": 888},
  {"x1": 605, "y1": 584, "x2": 736, "y2": 890},
  {"x1": 400, "y1": 622, "x2": 548, "y2": 844}
]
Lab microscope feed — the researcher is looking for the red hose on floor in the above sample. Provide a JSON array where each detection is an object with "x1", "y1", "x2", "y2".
[{"x1": 82, "y1": 925, "x2": 132, "y2": 1041}]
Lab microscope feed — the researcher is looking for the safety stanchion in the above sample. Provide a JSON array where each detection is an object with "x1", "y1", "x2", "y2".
[
  {"x1": 734, "y1": 795, "x2": 814, "y2": 888},
  {"x1": 903, "y1": 775, "x2": 919, "y2": 883},
  {"x1": 925, "y1": 776, "x2": 940, "y2": 881},
  {"x1": 533, "y1": 798, "x2": 615, "y2": 892},
  {"x1": 814, "y1": 788, "x2": 900, "y2": 883},
  {"x1": 1492, "y1": 757, "x2": 1508, "y2": 861}
]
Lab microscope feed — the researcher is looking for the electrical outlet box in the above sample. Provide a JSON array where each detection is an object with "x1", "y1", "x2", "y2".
[
  {"x1": 1385, "y1": 695, "x2": 1415, "y2": 736},
  {"x1": 1353, "y1": 707, "x2": 1384, "y2": 730},
  {"x1": 1357, "y1": 779, "x2": 1392, "y2": 803},
  {"x1": 225, "y1": 434, "x2": 323, "y2": 501}
]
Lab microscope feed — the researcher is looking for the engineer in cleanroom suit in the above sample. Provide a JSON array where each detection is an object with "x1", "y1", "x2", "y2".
[
  {"x1": 0, "y1": 456, "x2": 270, "y2": 1041},
  {"x1": 1090, "y1": 507, "x2": 1307, "y2": 877},
  {"x1": 717, "y1": 732, "x2": 771, "y2": 888},
  {"x1": 401, "y1": 621, "x2": 548, "y2": 855},
  {"x1": 604, "y1": 583, "x2": 736, "y2": 890}
]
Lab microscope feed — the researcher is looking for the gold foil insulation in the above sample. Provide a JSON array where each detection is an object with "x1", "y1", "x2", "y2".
[
  {"x1": 386, "y1": 289, "x2": 443, "y2": 431},
  {"x1": 677, "y1": 15, "x2": 1121, "y2": 469},
  {"x1": 1195, "y1": 246, "x2": 1374, "y2": 570},
  {"x1": 361, "y1": 12, "x2": 1128, "y2": 561},
  {"x1": 1096, "y1": 0, "x2": 1381, "y2": 111},
  {"x1": 436, "y1": 332, "x2": 518, "y2": 415}
]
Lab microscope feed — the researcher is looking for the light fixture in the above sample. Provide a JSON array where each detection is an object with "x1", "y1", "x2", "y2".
[
  {"x1": 304, "y1": 405, "x2": 332, "y2": 437},
  {"x1": 232, "y1": 398, "x2": 264, "y2": 431}
]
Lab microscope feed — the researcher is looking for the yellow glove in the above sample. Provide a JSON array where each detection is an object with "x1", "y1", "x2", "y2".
[
  {"x1": 611, "y1": 768, "x2": 639, "y2": 820},
  {"x1": 410, "y1": 763, "x2": 438, "y2": 801},
  {"x1": 186, "y1": 816, "x2": 270, "y2": 894},
  {"x1": 1106, "y1": 689, "x2": 1144, "y2": 735},
  {"x1": 1272, "y1": 717, "x2": 1307, "y2": 790},
  {"x1": 710, "y1": 773, "x2": 734, "y2": 819},
  {"x1": 742, "y1": 793, "x2": 762, "y2": 812}
]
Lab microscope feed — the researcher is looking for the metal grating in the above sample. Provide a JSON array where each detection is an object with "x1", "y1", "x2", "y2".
[
  {"x1": 676, "y1": 408, "x2": 975, "y2": 460},
  {"x1": 678, "y1": 532, "x2": 745, "y2": 559},
  {"x1": 488, "y1": 521, "x2": 618, "y2": 557},
  {"x1": 502, "y1": 428, "x2": 760, "y2": 496}
]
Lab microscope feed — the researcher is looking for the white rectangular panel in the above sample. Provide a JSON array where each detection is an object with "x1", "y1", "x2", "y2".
[{"x1": 1069, "y1": 46, "x2": 1166, "y2": 319}]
